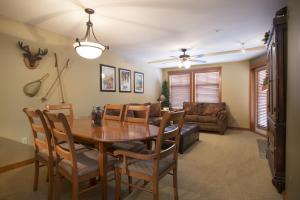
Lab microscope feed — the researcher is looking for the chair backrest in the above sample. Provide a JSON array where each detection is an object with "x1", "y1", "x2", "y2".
[
  {"x1": 23, "y1": 108, "x2": 54, "y2": 162},
  {"x1": 154, "y1": 111, "x2": 185, "y2": 161},
  {"x1": 43, "y1": 111, "x2": 78, "y2": 173},
  {"x1": 103, "y1": 104, "x2": 124, "y2": 121},
  {"x1": 45, "y1": 103, "x2": 74, "y2": 121},
  {"x1": 124, "y1": 105, "x2": 150, "y2": 123}
]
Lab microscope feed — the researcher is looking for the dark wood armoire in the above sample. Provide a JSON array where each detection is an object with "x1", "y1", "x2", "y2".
[{"x1": 266, "y1": 7, "x2": 287, "y2": 193}]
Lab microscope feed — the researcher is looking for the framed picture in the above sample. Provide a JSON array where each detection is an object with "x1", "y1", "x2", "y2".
[
  {"x1": 119, "y1": 68, "x2": 131, "y2": 92},
  {"x1": 100, "y1": 64, "x2": 116, "y2": 92},
  {"x1": 134, "y1": 71, "x2": 144, "y2": 93}
]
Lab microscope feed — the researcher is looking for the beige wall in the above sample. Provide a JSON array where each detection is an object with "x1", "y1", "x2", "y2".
[
  {"x1": 162, "y1": 61, "x2": 250, "y2": 129},
  {"x1": 0, "y1": 16, "x2": 162, "y2": 144},
  {"x1": 286, "y1": 1, "x2": 300, "y2": 199}
]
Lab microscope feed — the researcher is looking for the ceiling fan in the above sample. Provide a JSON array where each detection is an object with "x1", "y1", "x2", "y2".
[
  {"x1": 148, "y1": 48, "x2": 206, "y2": 69},
  {"x1": 148, "y1": 45, "x2": 265, "y2": 68}
]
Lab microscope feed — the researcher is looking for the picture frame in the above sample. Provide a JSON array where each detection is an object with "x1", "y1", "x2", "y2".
[
  {"x1": 100, "y1": 64, "x2": 116, "y2": 92},
  {"x1": 119, "y1": 68, "x2": 132, "y2": 93},
  {"x1": 134, "y1": 71, "x2": 144, "y2": 93}
]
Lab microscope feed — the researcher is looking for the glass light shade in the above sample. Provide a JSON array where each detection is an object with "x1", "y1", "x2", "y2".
[
  {"x1": 183, "y1": 60, "x2": 191, "y2": 69},
  {"x1": 177, "y1": 62, "x2": 183, "y2": 68},
  {"x1": 73, "y1": 41, "x2": 106, "y2": 59}
]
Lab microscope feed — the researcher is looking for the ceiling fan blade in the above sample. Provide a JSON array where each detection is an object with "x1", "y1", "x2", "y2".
[
  {"x1": 190, "y1": 59, "x2": 207, "y2": 64},
  {"x1": 191, "y1": 54, "x2": 205, "y2": 58},
  {"x1": 204, "y1": 46, "x2": 265, "y2": 57},
  {"x1": 148, "y1": 58, "x2": 177, "y2": 64}
]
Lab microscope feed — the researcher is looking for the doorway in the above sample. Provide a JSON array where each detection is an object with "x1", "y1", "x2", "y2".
[{"x1": 254, "y1": 67, "x2": 268, "y2": 135}]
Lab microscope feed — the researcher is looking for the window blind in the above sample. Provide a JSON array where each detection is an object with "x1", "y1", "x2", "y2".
[
  {"x1": 256, "y1": 69, "x2": 268, "y2": 129},
  {"x1": 194, "y1": 71, "x2": 220, "y2": 103},
  {"x1": 169, "y1": 73, "x2": 190, "y2": 109}
]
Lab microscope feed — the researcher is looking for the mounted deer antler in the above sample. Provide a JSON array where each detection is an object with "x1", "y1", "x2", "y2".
[{"x1": 18, "y1": 41, "x2": 48, "y2": 69}]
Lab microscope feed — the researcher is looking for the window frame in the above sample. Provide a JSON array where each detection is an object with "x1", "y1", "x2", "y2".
[{"x1": 168, "y1": 66, "x2": 222, "y2": 107}]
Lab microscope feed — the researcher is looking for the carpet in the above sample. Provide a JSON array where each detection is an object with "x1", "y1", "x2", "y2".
[{"x1": 0, "y1": 130, "x2": 282, "y2": 200}]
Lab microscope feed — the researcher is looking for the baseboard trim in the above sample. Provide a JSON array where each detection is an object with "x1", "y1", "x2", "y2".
[
  {"x1": 0, "y1": 158, "x2": 34, "y2": 174},
  {"x1": 282, "y1": 191, "x2": 288, "y2": 200},
  {"x1": 228, "y1": 127, "x2": 250, "y2": 131}
]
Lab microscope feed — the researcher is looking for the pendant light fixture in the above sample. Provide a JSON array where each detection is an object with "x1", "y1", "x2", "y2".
[{"x1": 73, "y1": 8, "x2": 109, "y2": 59}]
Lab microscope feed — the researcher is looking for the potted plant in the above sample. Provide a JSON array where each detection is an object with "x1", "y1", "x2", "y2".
[{"x1": 262, "y1": 76, "x2": 268, "y2": 91}]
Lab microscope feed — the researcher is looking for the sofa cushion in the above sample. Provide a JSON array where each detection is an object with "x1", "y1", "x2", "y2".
[
  {"x1": 185, "y1": 115, "x2": 217, "y2": 123},
  {"x1": 148, "y1": 102, "x2": 161, "y2": 117},
  {"x1": 183, "y1": 102, "x2": 196, "y2": 114},
  {"x1": 184, "y1": 115, "x2": 200, "y2": 122},
  {"x1": 198, "y1": 116, "x2": 217, "y2": 123},
  {"x1": 202, "y1": 103, "x2": 226, "y2": 116},
  {"x1": 183, "y1": 102, "x2": 205, "y2": 115},
  {"x1": 149, "y1": 117, "x2": 162, "y2": 126}
]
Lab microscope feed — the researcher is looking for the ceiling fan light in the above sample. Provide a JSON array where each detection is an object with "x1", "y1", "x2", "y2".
[
  {"x1": 73, "y1": 41, "x2": 105, "y2": 59},
  {"x1": 241, "y1": 48, "x2": 246, "y2": 53},
  {"x1": 177, "y1": 62, "x2": 183, "y2": 68},
  {"x1": 183, "y1": 60, "x2": 191, "y2": 69}
]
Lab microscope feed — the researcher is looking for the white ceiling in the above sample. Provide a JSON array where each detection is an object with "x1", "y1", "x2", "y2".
[{"x1": 0, "y1": 0, "x2": 286, "y2": 68}]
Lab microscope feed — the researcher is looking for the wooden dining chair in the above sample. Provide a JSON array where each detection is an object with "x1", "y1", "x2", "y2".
[
  {"x1": 103, "y1": 104, "x2": 125, "y2": 121},
  {"x1": 43, "y1": 111, "x2": 116, "y2": 200},
  {"x1": 112, "y1": 105, "x2": 151, "y2": 152},
  {"x1": 23, "y1": 108, "x2": 55, "y2": 200},
  {"x1": 114, "y1": 111, "x2": 185, "y2": 200},
  {"x1": 45, "y1": 103, "x2": 74, "y2": 121},
  {"x1": 124, "y1": 105, "x2": 150, "y2": 123}
]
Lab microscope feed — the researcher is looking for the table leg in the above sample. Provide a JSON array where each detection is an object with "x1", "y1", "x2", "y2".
[{"x1": 98, "y1": 142, "x2": 107, "y2": 200}]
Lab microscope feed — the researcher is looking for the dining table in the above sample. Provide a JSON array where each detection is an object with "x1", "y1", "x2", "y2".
[{"x1": 67, "y1": 117, "x2": 159, "y2": 200}]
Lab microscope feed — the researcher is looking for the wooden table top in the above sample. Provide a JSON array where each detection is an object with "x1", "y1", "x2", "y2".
[{"x1": 68, "y1": 118, "x2": 159, "y2": 143}]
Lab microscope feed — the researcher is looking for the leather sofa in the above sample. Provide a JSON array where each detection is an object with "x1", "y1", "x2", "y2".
[
  {"x1": 183, "y1": 102, "x2": 228, "y2": 134},
  {"x1": 123, "y1": 102, "x2": 163, "y2": 126}
]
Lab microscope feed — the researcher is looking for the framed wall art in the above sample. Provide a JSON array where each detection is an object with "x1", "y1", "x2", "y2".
[
  {"x1": 100, "y1": 64, "x2": 116, "y2": 92},
  {"x1": 134, "y1": 71, "x2": 144, "y2": 93},
  {"x1": 119, "y1": 68, "x2": 131, "y2": 92}
]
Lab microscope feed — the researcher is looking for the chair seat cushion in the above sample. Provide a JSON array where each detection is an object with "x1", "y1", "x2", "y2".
[
  {"x1": 112, "y1": 141, "x2": 146, "y2": 152},
  {"x1": 59, "y1": 142, "x2": 88, "y2": 151},
  {"x1": 116, "y1": 153, "x2": 175, "y2": 176},
  {"x1": 58, "y1": 149, "x2": 116, "y2": 177},
  {"x1": 37, "y1": 149, "x2": 56, "y2": 161}
]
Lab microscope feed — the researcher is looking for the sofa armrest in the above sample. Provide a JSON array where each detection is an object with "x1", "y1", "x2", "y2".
[{"x1": 217, "y1": 110, "x2": 228, "y2": 122}]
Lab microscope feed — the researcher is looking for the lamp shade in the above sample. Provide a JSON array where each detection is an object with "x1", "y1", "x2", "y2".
[{"x1": 73, "y1": 41, "x2": 106, "y2": 59}]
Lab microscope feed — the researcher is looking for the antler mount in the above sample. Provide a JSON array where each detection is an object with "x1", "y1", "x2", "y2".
[{"x1": 18, "y1": 41, "x2": 48, "y2": 69}]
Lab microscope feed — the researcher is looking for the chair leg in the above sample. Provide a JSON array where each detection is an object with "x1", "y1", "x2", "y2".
[
  {"x1": 55, "y1": 171, "x2": 61, "y2": 200},
  {"x1": 153, "y1": 179, "x2": 159, "y2": 200},
  {"x1": 47, "y1": 163, "x2": 54, "y2": 200},
  {"x1": 173, "y1": 167, "x2": 178, "y2": 200},
  {"x1": 33, "y1": 160, "x2": 39, "y2": 191},
  {"x1": 115, "y1": 168, "x2": 121, "y2": 200},
  {"x1": 128, "y1": 176, "x2": 132, "y2": 193},
  {"x1": 71, "y1": 180, "x2": 79, "y2": 200},
  {"x1": 46, "y1": 168, "x2": 49, "y2": 182}
]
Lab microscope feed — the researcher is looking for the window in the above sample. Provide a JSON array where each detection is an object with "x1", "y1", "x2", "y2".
[
  {"x1": 169, "y1": 73, "x2": 190, "y2": 109},
  {"x1": 194, "y1": 71, "x2": 220, "y2": 103},
  {"x1": 168, "y1": 67, "x2": 221, "y2": 108},
  {"x1": 256, "y1": 68, "x2": 268, "y2": 129}
]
